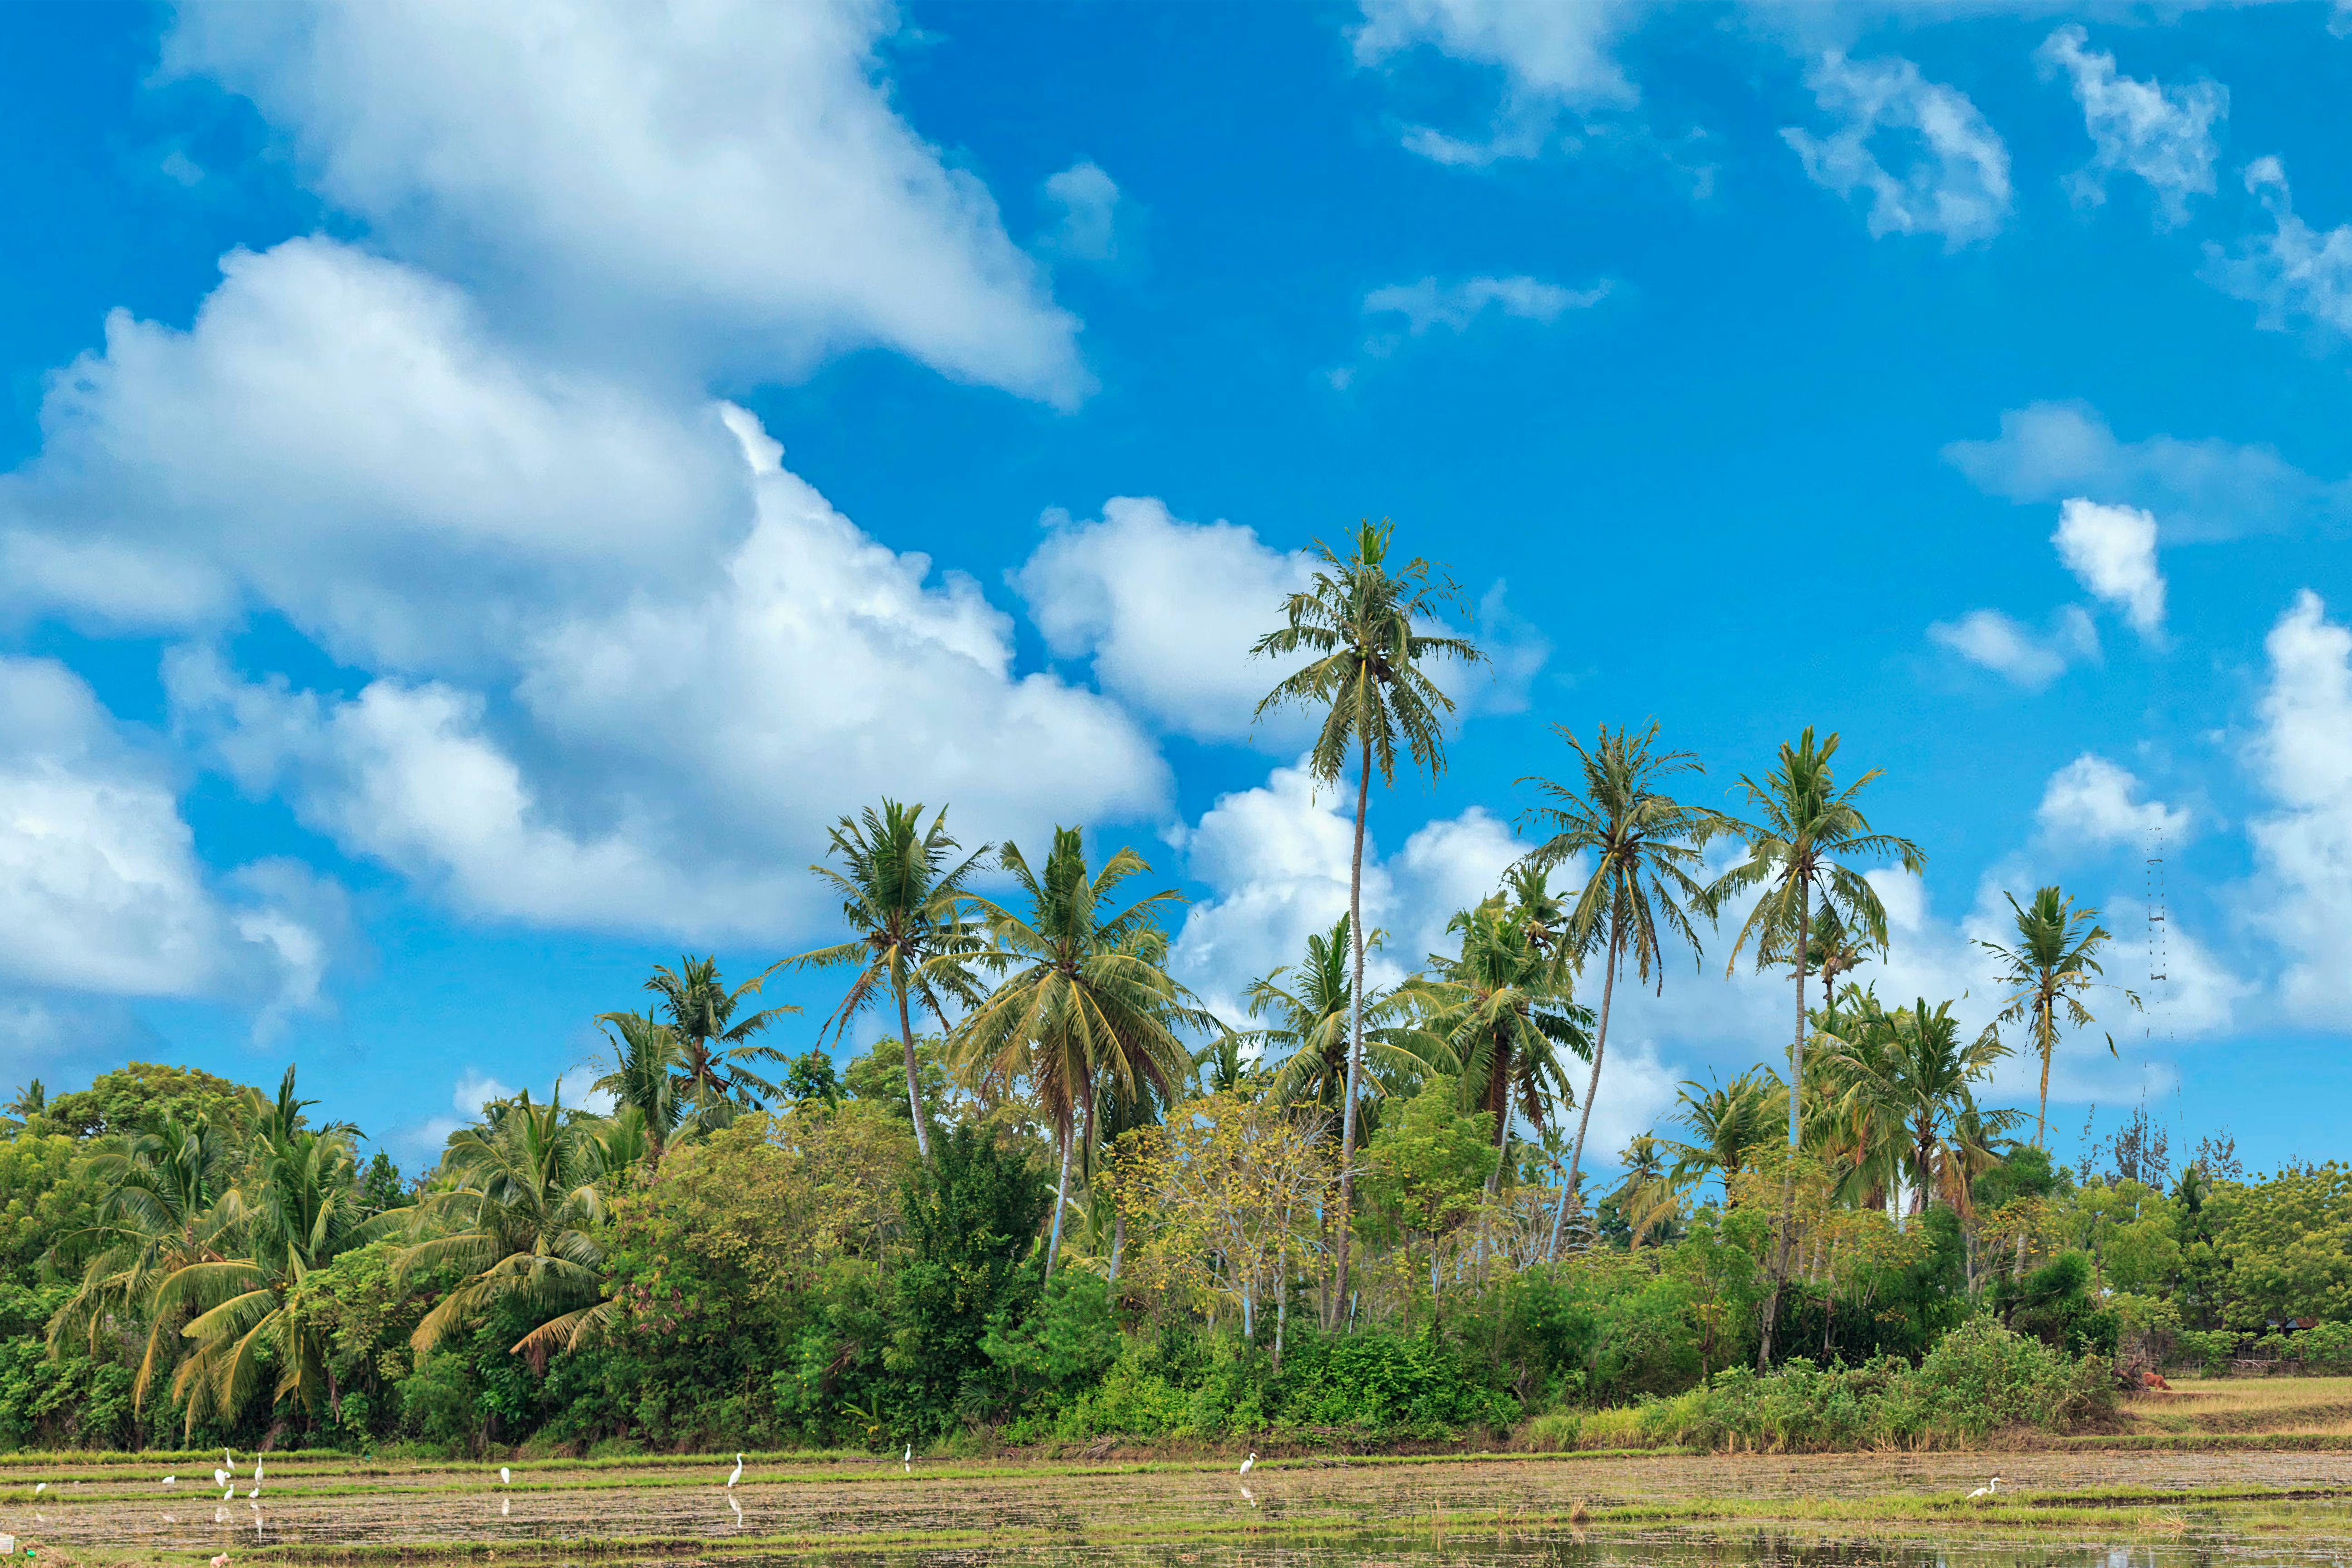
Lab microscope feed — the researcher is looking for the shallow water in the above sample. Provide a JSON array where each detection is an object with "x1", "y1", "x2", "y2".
[{"x1": 11, "y1": 1451, "x2": 2352, "y2": 1560}]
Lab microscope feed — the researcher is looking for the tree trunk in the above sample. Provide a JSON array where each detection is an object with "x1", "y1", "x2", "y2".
[
  {"x1": 1045, "y1": 1122, "x2": 1073, "y2": 1279},
  {"x1": 2034, "y1": 991, "x2": 2052, "y2": 1150},
  {"x1": 1272, "y1": 1248, "x2": 1288, "y2": 1374},
  {"x1": 1758, "y1": 880, "x2": 1809, "y2": 1371},
  {"x1": 1331, "y1": 740, "x2": 1373, "y2": 1330},
  {"x1": 896, "y1": 982, "x2": 932, "y2": 1163},
  {"x1": 1553, "y1": 924, "x2": 1622, "y2": 1260},
  {"x1": 1110, "y1": 1208, "x2": 1125, "y2": 1284}
]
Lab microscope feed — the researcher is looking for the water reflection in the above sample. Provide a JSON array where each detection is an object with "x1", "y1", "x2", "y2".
[{"x1": 712, "y1": 1530, "x2": 2347, "y2": 1568}]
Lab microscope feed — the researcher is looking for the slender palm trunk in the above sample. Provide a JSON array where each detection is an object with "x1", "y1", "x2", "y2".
[
  {"x1": 1045, "y1": 1120, "x2": 1073, "y2": 1279},
  {"x1": 1331, "y1": 740, "x2": 1372, "y2": 1331},
  {"x1": 1759, "y1": 880, "x2": 1809, "y2": 1371},
  {"x1": 2034, "y1": 991, "x2": 2052, "y2": 1149},
  {"x1": 895, "y1": 982, "x2": 931, "y2": 1163},
  {"x1": 1110, "y1": 1209, "x2": 1125, "y2": 1284},
  {"x1": 1552, "y1": 926, "x2": 1622, "y2": 1260}
]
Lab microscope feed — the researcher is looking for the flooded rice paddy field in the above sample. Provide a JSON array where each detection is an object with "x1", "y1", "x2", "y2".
[{"x1": 6, "y1": 1450, "x2": 2350, "y2": 1562}]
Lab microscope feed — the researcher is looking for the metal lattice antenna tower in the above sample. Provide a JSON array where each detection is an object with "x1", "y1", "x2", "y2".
[{"x1": 2145, "y1": 822, "x2": 2170, "y2": 1049}]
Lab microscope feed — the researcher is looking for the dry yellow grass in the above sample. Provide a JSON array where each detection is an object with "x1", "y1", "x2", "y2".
[{"x1": 2120, "y1": 1374, "x2": 2352, "y2": 1435}]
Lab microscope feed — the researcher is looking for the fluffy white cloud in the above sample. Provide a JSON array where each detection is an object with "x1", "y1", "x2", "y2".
[
  {"x1": 1352, "y1": 0, "x2": 1643, "y2": 164},
  {"x1": 2053, "y1": 498, "x2": 2165, "y2": 637},
  {"x1": 2037, "y1": 26, "x2": 2226, "y2": 227},
  {"x1": 1012, "y1": 499, "x2": 1315, "y2": 744},
  {"x1": 1782, "y1": 54, "x2": 2011, "y2": 247},
  {"x1": 2244, "y1": 590, "x2": 2352, "y2": 1024},
  {"x1": 166, "y1": 0, "x2": 1088, "y2": 403},
  {"x1": 1362, "y1": 275, "x2": 1612, "y2": 338},
  {"x1": 1945, "y1": 401, "x2": 2349, "y2": 543},
  {"x1": 1927, "y1": 606, "x2": 2098, "y2": 688},
  {"x1": 0, "y1": 239, "x2": 750, "y2": 673},
  {"x1": 2036, "y1": 754, "x2": 2189, "y2": 850},
  {"x1": 2207, "y1": 155, "x2": 2352, "y2": 343},
  {"x1": 0, "y1": 655, "x2": 338, "y2": 1026},
  {"x1": 167, "y1": 408, "x2": 1167, "y2": 940},
  {"x1": 1040, "y1": 161, "x2": 1124, "y2": 263},
  {"x1": 1167, "y1": 760, "x2": 1521, "y2": 1023}
]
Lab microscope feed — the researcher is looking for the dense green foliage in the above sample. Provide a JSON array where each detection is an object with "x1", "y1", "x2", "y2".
[{"x1": 0, "y1": 638, "x2": 2332, "y2": 1455}]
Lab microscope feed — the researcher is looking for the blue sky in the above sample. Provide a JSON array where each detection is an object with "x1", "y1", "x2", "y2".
[{"x1": 4, "y1": 0, "x2": 2350, "y2": 1177}]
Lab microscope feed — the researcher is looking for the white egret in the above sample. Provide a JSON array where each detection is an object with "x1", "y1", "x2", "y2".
[
  {"x1": 214, "y1": 1468, "x2": 228, "y2": 1487},
  {"x1": 163, "y1": 1475, "x2": 176, "y2": 1485},
  {"x1": 31, "y1": 1483, "x2": 43, "y2": 1494},
  {"x1": 903, "y1": 1442, "x2": 911, "y2": 1473},
  {"x1": 1237, "y1": 1453, "x2": 1255, "y2": 1476},
  {"x1": 727, "y1": 1452, "x2": 744, "y2": 1488},
  {"x1": 165, "y1": 1514, "x2": 177, "y2": 1524},
  {"x1": 249, "y1": 1485, "x2": 261, "y2": 1499},
  {"x1": 222, "y1": 1484, "x2": 234, "y2": 1501},
  {"x1": 225, "y1": 1448, "x2": 235, "y2": 1468},
  {"x1": 1967, "y1": 1476, "x2": 2001, "y2": 1499},
  {"x1": 500, "y1": 1466, "x2": 511, "y2": 1487},
  {"x1": 253, "y1": 1459, "x2": 264, "y2": 1483},
  {"x1": 211, "y1": 1555, "x2": 230, "y2": 1568}
]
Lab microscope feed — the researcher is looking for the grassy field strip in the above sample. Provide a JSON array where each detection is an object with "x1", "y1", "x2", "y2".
[
  {"x1": 205, "y1": 1497, "x2": 2352, "y2": 1568},
  {"x1": 0, "y1": 1448, "x2": 1702, "y2": 1499}
]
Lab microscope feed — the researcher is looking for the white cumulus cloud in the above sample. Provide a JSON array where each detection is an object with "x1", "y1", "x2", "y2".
[
  {"x1": 1782, "y1": 54, "x2": 2012, "y2": 248},
  {"x1": 166, "y1": 408, "x2": 1168, "y2": 941},
  {"x1": 2053, "y1": 498, "x2": 2166, "y2": 638},
  {"x1": 2037, "y1": 25, "x2": 2226, "y2": 228},
  {"x1": 1945, "y1": 401, "x2": 2349, "y2": 544},
  {"x1": 1040, "y1": 161, "x2": 1125, "y2": 263},
  {"x1": 1013, "y1": 499, "x2": 1317, "y2": 745},
  {"x1": 1168, "y1": 760, "x2": 1522, "y2": 1024},
  {"x1": 2244, "y1": 590, "x2": 2352, "y2": 1025},
  {"x1": 166, "y1": 0, "x2": 1088, "y2": 403},
  {"x1": 1927, "y1": 606, "x2": 2098, "y2": 689},
  {"x1": 0, "y1": 655, "x2": 339, "y2": 1029},
  {"x1": 2207, "y1": 155, "x2": 2352, "y2": 343},
  {"x1": 2036, "y1": 755, "x2": 2189, "y2": 850},
  {"x1": 1362, "y1": 275, "x2": 1612, "y2": 336}
]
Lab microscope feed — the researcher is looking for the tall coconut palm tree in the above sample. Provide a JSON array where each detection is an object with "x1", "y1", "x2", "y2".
[
  {"x1": 1976, "y1": 885, "x2": 2125, "y2": 1150},
  {"x1": 1708, "y1": 727, "x2": 1923, "y2": 1365},
  {"x1": 1251, "y1": 519, "x2": 1485, "y2": 1321},
  {"x1": 1519, "y1": 721, "x2": 1723, "y2": 1256},
  {"x1": 591, "y1": 1010, "x2": 684, "y2": 1168},
  {"x1": 1661, "y1": 1068, "x2": 1784, "y2": 1200},
  {"x1": 635, "y1": 956, "x2": 795, "y2": 1132},
  {"x1": 795, "y1": 800, "x2": 993, "y2": 1163},
  {"x1": 1819, "y1": 997, "x2": 2016, "y2": 1215},
  {"x1": 1249, "y1": 915, "x2": 1431, "y2": 1118},
  {"x1": 401, "y1": 1086, "x2": 615, "y2": 1368},
  {"x1": 1400, "y1": 892, "x2": 1590, "y2": 1193},
  {"x1": 158, "y1": 1072, "x2": 393, "y2": 1433},
  {"x1": 48, "y1": 1113, "x2": 243, "y2": 1408},
  {"x1": 956, "y1": 827, "x2": 1207, "y2": 1278},
  {"x1": 1607, "y1": 1133, "x2": 1687, "y2": 1249}
]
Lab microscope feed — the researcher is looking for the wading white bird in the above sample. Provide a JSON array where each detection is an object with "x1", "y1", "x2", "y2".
[
  {"x1": 211, "y1": 1554, "x2": 230, "y2": 1567},
  {"x1": 500, "y1": 1466, "x2": 511, "y2": 1486},
  {"x1": 223, "y1": 1485, "x2": 234, "y2": 1501},
  {"x1": 727, "y1": 1452, "x2": 744, "y2": 1488},
  {"x1": 1237, "y1": 1453, "x2": 1255, "y2": 1476},
  {"x1": 253, "y1": 1459, "x2": 263, "y2": 1483},
  {"x1": 163, "y1": 1475, "x2": 176, "y2": 1485},
  {"x1": 32, "y1": 1483, "x2": 44, "y2": 1494},
  {"x1": 214, "y1": 1468, "x2": 228, "y2": 1487},
  {"x1": 1968, "y1": 1476, "x2": 2001, "y2": 1499},
  {"x1": 249, "y1": 1485, "x2": 261, "y2": 1499}
]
